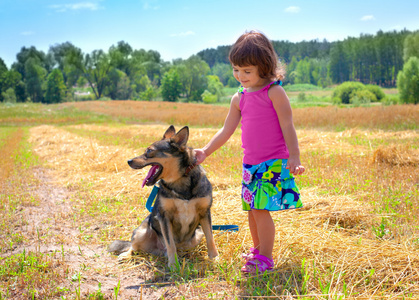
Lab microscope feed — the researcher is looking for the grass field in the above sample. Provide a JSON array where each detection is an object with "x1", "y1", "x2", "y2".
[
  {"x1": 0, "y1": 101, "x2": 418, "y2": 299},
  {"x1": 221, "y1": 85, "x2": 399, "y2": 108}
]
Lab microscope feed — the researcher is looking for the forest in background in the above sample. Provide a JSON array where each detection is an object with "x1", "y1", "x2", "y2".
[
  {"x1": 199, "y1": 29, "x2": 416, "y2": 87},
  {"x1": 1, "y1": 29, "x2": 419, "y2": 105}
]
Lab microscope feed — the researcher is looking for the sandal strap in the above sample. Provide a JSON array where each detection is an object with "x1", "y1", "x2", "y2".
[
  {"x1": 249, "y1": 247, "x2": 259, "y2": 254},
  {"x1": 244, "y1": 254, "x2": 274, "y2": 268},
  {"x1": 241, "y1": 254, "x2": 274, "y2": 274},
  {"x1": 241, "y1": 247, "x2": 259, "y2": 260},
  {"x1": 254, "y1": 254, "x2": 273, "y2": 264}
]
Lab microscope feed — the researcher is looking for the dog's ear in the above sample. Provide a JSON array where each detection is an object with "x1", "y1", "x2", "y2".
[
  {"x1": 163, "y1": 125, "x2": 176, "y2": 139},
  {"x1": 172, "y1": 126, "x2": 189, "y2": 147}
]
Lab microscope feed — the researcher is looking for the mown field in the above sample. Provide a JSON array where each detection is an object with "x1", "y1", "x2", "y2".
[{"x1": 0, "y1": 101, "x2": 418, "y2": 299}]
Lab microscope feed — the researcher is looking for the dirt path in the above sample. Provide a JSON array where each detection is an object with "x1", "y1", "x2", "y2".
[{"x1": 17, "y1": 167, "x2": 165, "y2": 299}]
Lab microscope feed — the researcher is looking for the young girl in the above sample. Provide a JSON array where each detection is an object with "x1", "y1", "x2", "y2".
[{"x1": 195, "y1": 30, "x2": 305, "y2": 274}]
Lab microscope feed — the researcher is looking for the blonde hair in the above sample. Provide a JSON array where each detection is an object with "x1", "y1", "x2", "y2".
[{"x1": 229, "y1": 30, "x2": 285, "y2": 81}]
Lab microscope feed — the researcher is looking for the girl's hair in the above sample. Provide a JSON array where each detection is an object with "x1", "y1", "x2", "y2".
[{"x1": 229, "y1": 30, "x2": 285, "y2": 81}]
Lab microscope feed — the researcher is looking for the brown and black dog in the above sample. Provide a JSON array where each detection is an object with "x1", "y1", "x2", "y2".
[{"x1": 108, "y1": 125, "x2": 218, "y2": 267}]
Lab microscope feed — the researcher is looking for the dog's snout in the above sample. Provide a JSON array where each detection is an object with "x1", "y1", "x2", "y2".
[{"x1": 127, "y1": 159, "x2": 133, "y2": 166}]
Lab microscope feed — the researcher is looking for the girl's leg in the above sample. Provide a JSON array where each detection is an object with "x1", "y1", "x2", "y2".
[
  {"x1": 248, "y1": 210, "x2": 260, "y2": 250},
  {"x1": 250, "y1": 209, "x2": 275, "y2": 260}
]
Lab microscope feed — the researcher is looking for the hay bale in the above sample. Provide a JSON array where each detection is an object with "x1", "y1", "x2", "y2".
[{"x1": 372, "y1": 145, "x2": 419, "y2": 166}]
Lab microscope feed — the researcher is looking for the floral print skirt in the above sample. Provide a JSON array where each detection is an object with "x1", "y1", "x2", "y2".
[{"x1": 241, "y1": 159, "x2": 302, "y2": 211}]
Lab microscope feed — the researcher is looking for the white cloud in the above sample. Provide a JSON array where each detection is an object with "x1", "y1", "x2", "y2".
[
  {"x1": 361, "y1": 15, "x2": 375, "y2": 21},
  {"x1": 170, "y1": 31, "x2": 195, "y2": 37},
  {"x1": 49, "y1": 2, "x2": 102, "y2": 12},
  {"x1": 285, "y1": 6, "x2": 301, "y2": 13}
]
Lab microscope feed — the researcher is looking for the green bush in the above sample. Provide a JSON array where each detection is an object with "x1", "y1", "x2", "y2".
[
  {"x1": 365, "y1": 84, "x2": 386, "y2": 102},
  {"x1": 2, "y1": 88, "x2": 17, "y2": 103},
  {"x1": 332, "y1": 81, "x2": 365, "y2": 104},
  {"x1": 201, "y1": 90, "x2": 217, "y2": 104},
  {"x1": 350, "y1": 89, "x2": 376, "y2": 106},
  {"x1": 382, "y1": 95, "x2": 399, "y2": 106},
  {"x1": 297, "y1": 92, "x2": 307, "y2": 102},
  {"x1": 139, "y1": 86, "x2": 158, "y2": 101},
  {"x1": 227, "y1": 77, "x2": 238, "y2": 87}
]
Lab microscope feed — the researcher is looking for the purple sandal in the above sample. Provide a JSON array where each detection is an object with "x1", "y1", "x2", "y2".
[
  {"x1": 241, "y1": 254, "x2": 274, "y2": 274},
  {"x1": 242, "y1": 247, "x2": 259, "y2": 261}
]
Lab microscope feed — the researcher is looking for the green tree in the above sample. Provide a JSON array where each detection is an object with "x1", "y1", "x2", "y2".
[
  {"x1": 160, "y1": 69, "x2": 182, "y2": 102},
  {"x1": 329, "y1": 42, "x2": 350, "y2": 83},
  {"x1": 206, "y1": 75, "x2": 224, "y2": 100},
  {"x1": 130, "y1": 73, "x2": 157, "y2": 100},
  {"x1": 12, "y1": 46, "x2": 49, "y2": 81},
  {"x1": 397, "y1": 57, "x2": 419, "y2": 104},
  {"x1": 2, "y1": 88, "x2": 17, "y2": 103},
  {"x1": 45, "y1": 69, "x2": 66, "y2": 104},
  {"x1": 403, "y1": 32, "x2": 419, "y2": 62},
  {"x1": 131, "y1": 73, "x2": 152, "y2": 95},
  {"x1": 48, "y1": 42, "x2": 80, "y2": 87},
  {"x1": 294, "y1": 58, "x2": 311, "y2": 84},
  {"x1": 286, "y1": 56, "x2": 298, "y2": 85},
  {"x1": 67, "y1": 48, "x2": 113, "y2": 99},
  {"x1": 131, "y1": 49, "x2": 163, "y2": 85},
  {"x1": 317, "y1": 59, "x2": 332, "y2": 87},
  {"x1": 211, "y1": 63, "x2": 234, "y2": 86},
  {"x1": 175, "y1": 55, "x2": 210, "y2": 101},
  {"x1": 109, "y1": 41, "x2": 133, "y2": 77},
  {"x1": 14, "y1": 81, "x2": 27, "y2": 102},
  {"x1": 25, "y1": 57, "x2": 46, "y2": 102},
  {"x1": 227, "y1": 77, "x2": 238, "y2": 88},
  {"x1": 1, "y1": 67, "x2": 27, "y2": 103},
  {"x1": 0, "y1": 58, "x2": 8, "y2": 102},
  {"x1": 106, "y1": 69, "x2": 131, "y2": 100}
]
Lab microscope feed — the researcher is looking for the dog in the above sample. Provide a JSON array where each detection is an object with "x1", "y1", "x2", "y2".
[{"x1": 108, "y1": 125, "x2": 218, "y2": 267}]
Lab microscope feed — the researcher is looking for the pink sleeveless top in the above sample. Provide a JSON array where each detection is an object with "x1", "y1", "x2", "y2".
[{"x1": 239, "y1": 81, "x2": 289, "y2": 165}]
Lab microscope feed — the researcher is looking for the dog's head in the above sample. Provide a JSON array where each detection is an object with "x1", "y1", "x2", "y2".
[{"x1": 128, "y1": 125, "x2": 192, "y2": 187}]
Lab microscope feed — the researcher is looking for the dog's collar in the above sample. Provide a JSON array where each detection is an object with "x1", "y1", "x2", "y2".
[{"x1": 184, "y1": 160, "x2": 197, "y2": 176}]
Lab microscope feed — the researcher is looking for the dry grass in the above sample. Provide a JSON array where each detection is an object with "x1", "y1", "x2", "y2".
[
  {"x1": 372, "y1": 145, "x2": 419, "y2": 166},
  {"x1": 24, "y1": 118, "x2": 419, "y2": 298},
  {"x1": 1, "y1": 102, "x2": 418, "y2": 298},
  {"x1": 64, "y1": 100, "x2": 230, "y2": 127},
  {"x1": 292, "y1": 105, "x2": 418, "y2": 130},
  {"x1": 0, "y1": 128, "x2": 24, "y2": 184},
  {"x1": 64, "y1": 101, "x2": 419, "y2": 130}
]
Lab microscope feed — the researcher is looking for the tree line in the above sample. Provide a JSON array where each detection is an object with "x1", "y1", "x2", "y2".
[
  {"x1": 0, "y1": 41, "x2": 229, "y2": 104},
  {"x1": 199, "y1": 29, "x2": 418, "y2": 88},
  {"x1": 1, "y1": 29, "x2": 418, "y2": 104}
]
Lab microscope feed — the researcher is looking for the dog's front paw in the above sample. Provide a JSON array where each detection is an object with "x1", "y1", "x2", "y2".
[
  {"x1": 208, "y1": 249, "x2": 219, "y2": 260},
  {"x1": 117, "y1": 249, "x2": 133, "y2": 261}
]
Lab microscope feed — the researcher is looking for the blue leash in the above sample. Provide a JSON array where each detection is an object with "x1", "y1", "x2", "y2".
[{"x1": 145, "y1": 186, "x2": 239, "y2": 232}]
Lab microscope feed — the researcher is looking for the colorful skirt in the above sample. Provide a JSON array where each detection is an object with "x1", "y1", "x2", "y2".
[{"x1": 241, "y1": 159, "x2": 302, "y2": 211}]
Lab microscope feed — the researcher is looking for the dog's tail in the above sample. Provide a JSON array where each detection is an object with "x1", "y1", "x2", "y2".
[{"x1": 108, "y1": 240, "x2": 131, "y2": 254}]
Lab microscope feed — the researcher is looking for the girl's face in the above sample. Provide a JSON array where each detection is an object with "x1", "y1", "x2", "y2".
[{"x1": 232, "y1": 65, "x2": 268, "y2": 90}]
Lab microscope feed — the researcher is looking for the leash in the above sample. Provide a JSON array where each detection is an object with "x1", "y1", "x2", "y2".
[{"x1": 145, "y1": 186, "x2": 239, "y2": 232}]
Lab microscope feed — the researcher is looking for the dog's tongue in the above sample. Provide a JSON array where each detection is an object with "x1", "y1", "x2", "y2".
[{"x1": 142, "y1": 165, "x2": 159, "y2": 188}]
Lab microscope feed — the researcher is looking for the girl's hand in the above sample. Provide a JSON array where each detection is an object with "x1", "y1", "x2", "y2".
[
  {"x1": 194, "y1": 149, "x2": 207, "y2": 165},
  {"x1": 286, "y1": 156, "x2": 305, "y2": 176}
]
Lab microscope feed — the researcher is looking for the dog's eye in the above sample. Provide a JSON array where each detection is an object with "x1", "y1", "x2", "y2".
[{"x1": 146, "y1": 148, "x2": 153, "y2": 157}]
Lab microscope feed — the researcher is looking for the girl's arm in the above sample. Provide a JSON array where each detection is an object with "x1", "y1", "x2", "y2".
[
  {"x1": 195, "y1": 93, "x2": 241, "y2": 164},
  {"x1": 269, "y1": 86, "x2": 305, "y2": 175}
]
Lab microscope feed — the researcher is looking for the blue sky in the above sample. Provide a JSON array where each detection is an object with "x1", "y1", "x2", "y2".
[{"x1": 1, "y1": 0, "x2": 418, "y2": 68}]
